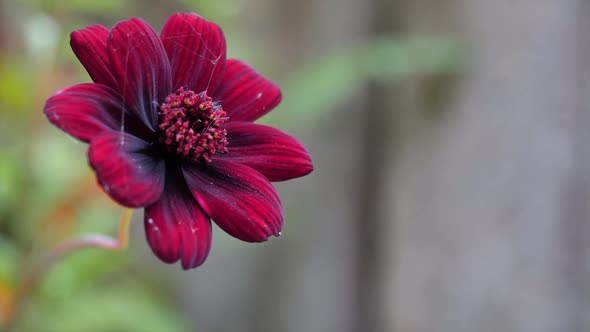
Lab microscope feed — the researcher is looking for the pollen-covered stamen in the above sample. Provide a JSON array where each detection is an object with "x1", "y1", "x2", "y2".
[{"x1": 158, "y1": 87, "x2": 228, "y2": 162}]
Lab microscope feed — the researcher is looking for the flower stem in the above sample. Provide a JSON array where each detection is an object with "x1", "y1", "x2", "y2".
[{"x1": 4, "y1": 208, "x2": 133, "y2": 330}]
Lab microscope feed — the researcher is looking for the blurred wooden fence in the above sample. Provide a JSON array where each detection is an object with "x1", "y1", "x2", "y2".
[{"x1": 151, "y1": 1, "x2": 590, "y2": 331}]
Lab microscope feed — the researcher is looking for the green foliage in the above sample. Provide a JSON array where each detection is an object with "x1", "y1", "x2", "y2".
[
  {"x1": 0, "y1": 57, "x2": 32, "y2": 113},
  {"x1": 0, "y1": 149, "x2": 24, "y2": 219},
  {"x1": 0, "y1": 237, "x2": 18, "y2": 286},
  {"x1": 20, "y1": 0, "x2": 129, "y2": 16},
  {"x1": 22, "y1": 282, "x2": 189, "y2": 332},
  {"x1": 177, "y1": 0, "x2": 241, "y2": 19},
  {"x1": 30, "y1": 131, "x2": 87, "y2": 205}
]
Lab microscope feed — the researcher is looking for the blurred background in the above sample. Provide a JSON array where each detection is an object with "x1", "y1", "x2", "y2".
[{"x1": 1, "y1": 0, "x2": 589, "y2": 331}]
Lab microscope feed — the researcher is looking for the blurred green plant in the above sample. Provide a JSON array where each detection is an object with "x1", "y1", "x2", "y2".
[
  {"x1": 19, "y1": 0, "x2": 129, "y2": 16},
  {"x1": 178, "y1": 0, "x2": 242, "y2": 20},
  {"x1": 11, "y1": 249, "x2": 190, "y2": 332},
  {"x1": 2, "y1": 192, "x2": 190, "y2": 332}
]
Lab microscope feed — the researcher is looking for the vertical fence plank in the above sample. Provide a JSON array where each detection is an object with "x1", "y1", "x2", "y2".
[{"x1": 383, "y1": 1, "x2": 587, "y2": 331}]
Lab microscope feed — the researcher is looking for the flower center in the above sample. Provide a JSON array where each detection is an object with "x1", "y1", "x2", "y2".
[{"x1": 158, "y1": 87, "x2": 228, "y2": 163}]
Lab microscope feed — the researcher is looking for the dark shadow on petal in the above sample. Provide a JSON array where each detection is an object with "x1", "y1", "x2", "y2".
[
  {"x1": 214, "y1": 59, "x2": 281, "y2": 122},
  {"x1": 160, "y1": 13, "x2": 227, "y2": 93},
  {"x1": 144, "y1": 165, "x2": 212, "y2": 269},
  {"x1": 107, "y1": 18, "x2": 172, "y2": 130},
  {"x1": 182, "y1": 159, "x2": 283, "y2": 242},
  {"x1": 88, "y1": 131, "x2": 165, "y2": 207},
  {"x1": 222, "y1": 121, "x2": 313, "y2": 181},
  {"x1": 70, "y1": 24, "x2": 118, "y2": 89},
  {"x1": 44, "y1": 83, "x2": 154, "y2": 143}
]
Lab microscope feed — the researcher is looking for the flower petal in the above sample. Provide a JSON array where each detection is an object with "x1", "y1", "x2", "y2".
[
  {"x1": 214, "y1": 59, "x2": 282, "y2": 122},
  {"x1": 160, "y1": 13, "x2": 226, "y2": 93},
  {"x1": 70, "y1": 24, "x2": 118, "y2": 89},
  {"x1": 44, "y1": 83, "x2": 151, "y2": 143},
  {"x1": 183, "y1": 160, "x2": 283, "y2": 242},
  {"x1": 222, "y1": 122, "x2": 313, "y2": 181},
  {"x1": 107, "y1": 18, "x2": 172, "y2": 130},
  {"x1": 88, "y1": 132, "x2": 165, "y2": 208},
  {"x1": 144, "y1": 174, "x2": 212, "y2": 269}
]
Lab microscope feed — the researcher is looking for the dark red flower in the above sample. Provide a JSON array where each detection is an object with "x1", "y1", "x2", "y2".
[{"x1": 43, "y1": 13, "x2": 313, "y2": 269}]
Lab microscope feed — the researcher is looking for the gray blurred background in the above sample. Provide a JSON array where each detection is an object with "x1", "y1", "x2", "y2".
[{"x1": 1, "y1": 0, "x2": 589, "y2": 331}]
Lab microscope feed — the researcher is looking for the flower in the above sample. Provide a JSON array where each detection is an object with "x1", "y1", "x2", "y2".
[{"x1": 43, "y1": 13, "x2": 313, "y2": 269}]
